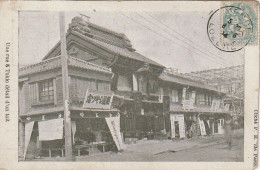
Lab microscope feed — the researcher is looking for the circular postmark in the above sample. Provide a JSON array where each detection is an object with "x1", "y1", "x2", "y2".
[{"x1": 207, "y1": 6, "x2": 254, "y2": 52}]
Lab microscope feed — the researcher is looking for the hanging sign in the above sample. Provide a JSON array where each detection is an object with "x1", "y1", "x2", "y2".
[
  {"x1": 224, "y1": 104, "x2": 230, "y2": 111},
  {"x1": 211, "y1": 100, "x2": 220, "y2": 111},
  {"x1": 83, "y1": 89, "x2": 113, "y2": 109},
  {"x1": 182, "y1": 100, "x2": 194, "y2": 110},
  {"x1": 191, "y1": 91, "x2": 196, "y2": 104},
  {"x1": 181, "y1": 87, "x2": 186, "y2": 103},
  {"x1": 105, "y1": 116, "x2": 125, "y2": 150}
]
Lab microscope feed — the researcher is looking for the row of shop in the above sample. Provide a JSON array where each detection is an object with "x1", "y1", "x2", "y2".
[
  {"x1": 19, "y1": 90, "x2": 229, "y2": 159},
  {"x1": 18, "y1": 16, "x2": 235, "y2": 160}
]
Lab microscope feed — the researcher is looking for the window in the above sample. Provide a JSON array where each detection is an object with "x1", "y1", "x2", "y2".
[
  {"x1": 97, "y1": 81, "x2": 110, "y2": 91},
  {"x1": 205, "y1": 94, "x2": 209, "y2": 105},
  {"x1": 138, "y1": 75, "x2": 147, "y2": 93},
  {"x1": 170, "y1": 89, "x2": 179, "y2": 102},
  {"x1": 38, "y1": 79, "x2": 54, "y2": 102},
  {"x1": 73, "y1": 77, "x2": 96, "y2": 99},
  {"x1": 148, "y1": 78, "x2": 159, "y2": 94},
  {"x1": 196, "y1": 93, "x2": 205, "y2": 105},
  {"x1": 117, "y1": 74, "x2": 132, "y2": 91}
]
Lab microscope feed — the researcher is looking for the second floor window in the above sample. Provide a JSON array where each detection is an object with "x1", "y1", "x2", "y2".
[
  {"x1": 196, "y1": 93, "x2": 205, "y2": 105},
  {"x1": 117, "y1": 74, "x2": 132, "y2": 91},
  {"x1": 38, "y1": 79, "x2": 54, "y2": 102},
  {"x1": 138, "y1": 75, "x2": 147, "y2": 93},
  {"x1": 98, "y1": 81, "x2": 110, "y2": 91},
  {"x1": 170, "y1": 89, "x2": 179, "y2": 102}
]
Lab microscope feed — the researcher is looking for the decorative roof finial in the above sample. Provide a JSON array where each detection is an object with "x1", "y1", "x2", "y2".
[{"x1": 79, "y1": 13, "x2": 91, "y2": 21}]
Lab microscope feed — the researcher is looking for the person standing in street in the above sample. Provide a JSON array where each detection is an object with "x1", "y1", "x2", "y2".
[{"x1": 224, "y1": 115, "x2": 233, "y2": 150}]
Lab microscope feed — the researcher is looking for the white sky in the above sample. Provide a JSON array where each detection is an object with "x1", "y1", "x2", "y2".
[{"x1": 19, "y1": 10, "x2": 244, "y2": 73}]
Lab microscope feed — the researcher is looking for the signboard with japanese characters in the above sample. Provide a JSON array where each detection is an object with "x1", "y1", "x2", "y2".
[
  {"x1": 182, "y1": 100, "x2": 194, "y2": 110},
  {"x1": 224, "y1": 104, "x2": 230, "y2": 111},
  {"x1": 211, "y1": 100, "x2": 220, "y2": 111},
  {"x1": 105, "y1": 116, "x2": 125, "y2": 150},
  {"x1": 83, "y1": 89, "x2": 114, "y2": 109}
]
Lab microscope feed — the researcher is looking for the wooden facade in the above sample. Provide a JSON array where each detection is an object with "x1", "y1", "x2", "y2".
[{"x1": 18, "y1": 16, "x2": 230, "y2": 159}]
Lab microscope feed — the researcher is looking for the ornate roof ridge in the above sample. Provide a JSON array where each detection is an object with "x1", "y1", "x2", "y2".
[{"x1": 85, "y1": 20, "x2": 125, "y2": 38}]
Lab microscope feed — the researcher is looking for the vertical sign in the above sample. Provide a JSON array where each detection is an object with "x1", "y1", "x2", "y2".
[
  {"x1": 191, "y1": 91, "x2": 196, "y2": 104},
  {"x1": 211, "y1": 100, "x2": 220, "y2": 111},
  {"x1": 182, "y1": 87, "x2": 186, "y2": 103},
  {"x1": 224, "y1": 104, "x2": 230, "y2": 111},
  {"x1": 178, "y1": 114, "x2": 185, "y2": 138},
  {"x1": 170, "y1": 114, "x2": 176, "y2": 138},
  {"x1": 199, "y1": 118, "x2": 206, "y2": 136},
  {"x1": 105, "y1": 115, "x2": 125, "y2": 150},
  {"x1": 133, "y1": 74, "x2": 138, "y2": 91}
]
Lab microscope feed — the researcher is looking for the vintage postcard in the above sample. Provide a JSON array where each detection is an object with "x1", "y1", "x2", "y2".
[{"x1": 0, "y1": 1, "x2": 259, "y2": 170}]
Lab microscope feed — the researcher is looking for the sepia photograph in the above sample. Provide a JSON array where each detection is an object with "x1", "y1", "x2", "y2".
[
  {"x1": 0, "y1": 1, "x2": 257, "y2": 169},
  {"x1": 17, "y1": 6, "x2": 252, "y2": 162}
]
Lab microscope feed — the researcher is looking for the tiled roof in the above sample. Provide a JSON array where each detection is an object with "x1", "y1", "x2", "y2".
[
  {"x1": 19, "y1": 56, "x2": 112, "y2": 77},
  {"x1": 159, "y1": 72, "x2": 224, "y2": 94},
  {"x1": 71, "y1": 31, "x2": 164, "y2": 68}
]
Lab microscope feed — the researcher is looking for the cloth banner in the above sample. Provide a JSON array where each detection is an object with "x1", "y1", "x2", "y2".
[
  {"x1": 24, "y1": 121, "x2": 35, "y2": 158},
  {"x1": 191, "y1": 91, "x2": 196, "y2": 104},
  {"x1": 105, "y1": 116, "x2": 125, "y2": 150},
  {"x1": 38, "y1": 118, "x2": 63, "y2": 141},
  {"x1": 199, "y1": 118, "x2": 206, "y2": 136},
  {"x1": 71, "y1": 121, "x2": 76, "y2": 144},
  {"x1": 170, "y1": 114, "x2": 176, "y2": 138},
  {"x1": 170, "y1": 114, "x2": 185, "y2": 138},
  {"x1": 178, "y1": 115, "x2": 185, "y2": 138}
]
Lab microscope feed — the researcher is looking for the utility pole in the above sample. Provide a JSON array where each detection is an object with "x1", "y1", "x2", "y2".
[{"x1": 59, "y1": 12, "x2": 73, "y2": 161}]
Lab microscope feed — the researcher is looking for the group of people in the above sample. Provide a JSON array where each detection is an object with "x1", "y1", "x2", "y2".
[{"x1": 185, "y1": 115, "x2": 234, "y2": 150}]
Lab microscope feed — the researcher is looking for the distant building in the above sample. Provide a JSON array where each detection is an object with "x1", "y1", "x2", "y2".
[{"x1": 184, "y1": 65, "x2": 244, "y2": 125}]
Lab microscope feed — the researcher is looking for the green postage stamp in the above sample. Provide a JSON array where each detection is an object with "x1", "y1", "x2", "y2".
[{"x1": 207, "y1": 1, "x2": 258, "y2": 52}]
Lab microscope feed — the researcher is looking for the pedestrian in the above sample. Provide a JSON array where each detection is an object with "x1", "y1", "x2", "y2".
[{"x1": 224, "y1": 115, "x2": 233, "y2": 150}]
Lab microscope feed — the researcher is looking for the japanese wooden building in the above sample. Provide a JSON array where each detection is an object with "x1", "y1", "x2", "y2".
[{"x1": 18, "y1": 16, "x2": 231, "y2": 160}]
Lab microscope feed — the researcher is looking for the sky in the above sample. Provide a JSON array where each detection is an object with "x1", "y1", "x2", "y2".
[{"x1": 19, "y1": 9, "x2": 244, "y2": 73}]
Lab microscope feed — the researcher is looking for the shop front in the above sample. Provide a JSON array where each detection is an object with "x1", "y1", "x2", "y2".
[
  {"x1": 170, "y1": 113, "x2": 185, "y2": 139},
  {"x1": 117, "y1": 92, "x2": 166, "y2": 143},
  {"x1": 20, "y1": 89, "x2": 125, "y2": 160}
]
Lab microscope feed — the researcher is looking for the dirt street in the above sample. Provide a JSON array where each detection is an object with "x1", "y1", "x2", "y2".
[{"x1": 76, "y1": 129, "x2": 244, "y2": 162}]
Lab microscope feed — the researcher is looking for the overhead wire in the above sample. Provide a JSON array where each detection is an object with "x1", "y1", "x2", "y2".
[
  {"x1": 143, "y1": 12, "x2": 240, "y2": 63},
  {"x1": 119, "y1": 12, "x2": 226, "y2": 67},
  {"x1": 137, "y1": 12, "x2": 231, "y2": 66}
]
